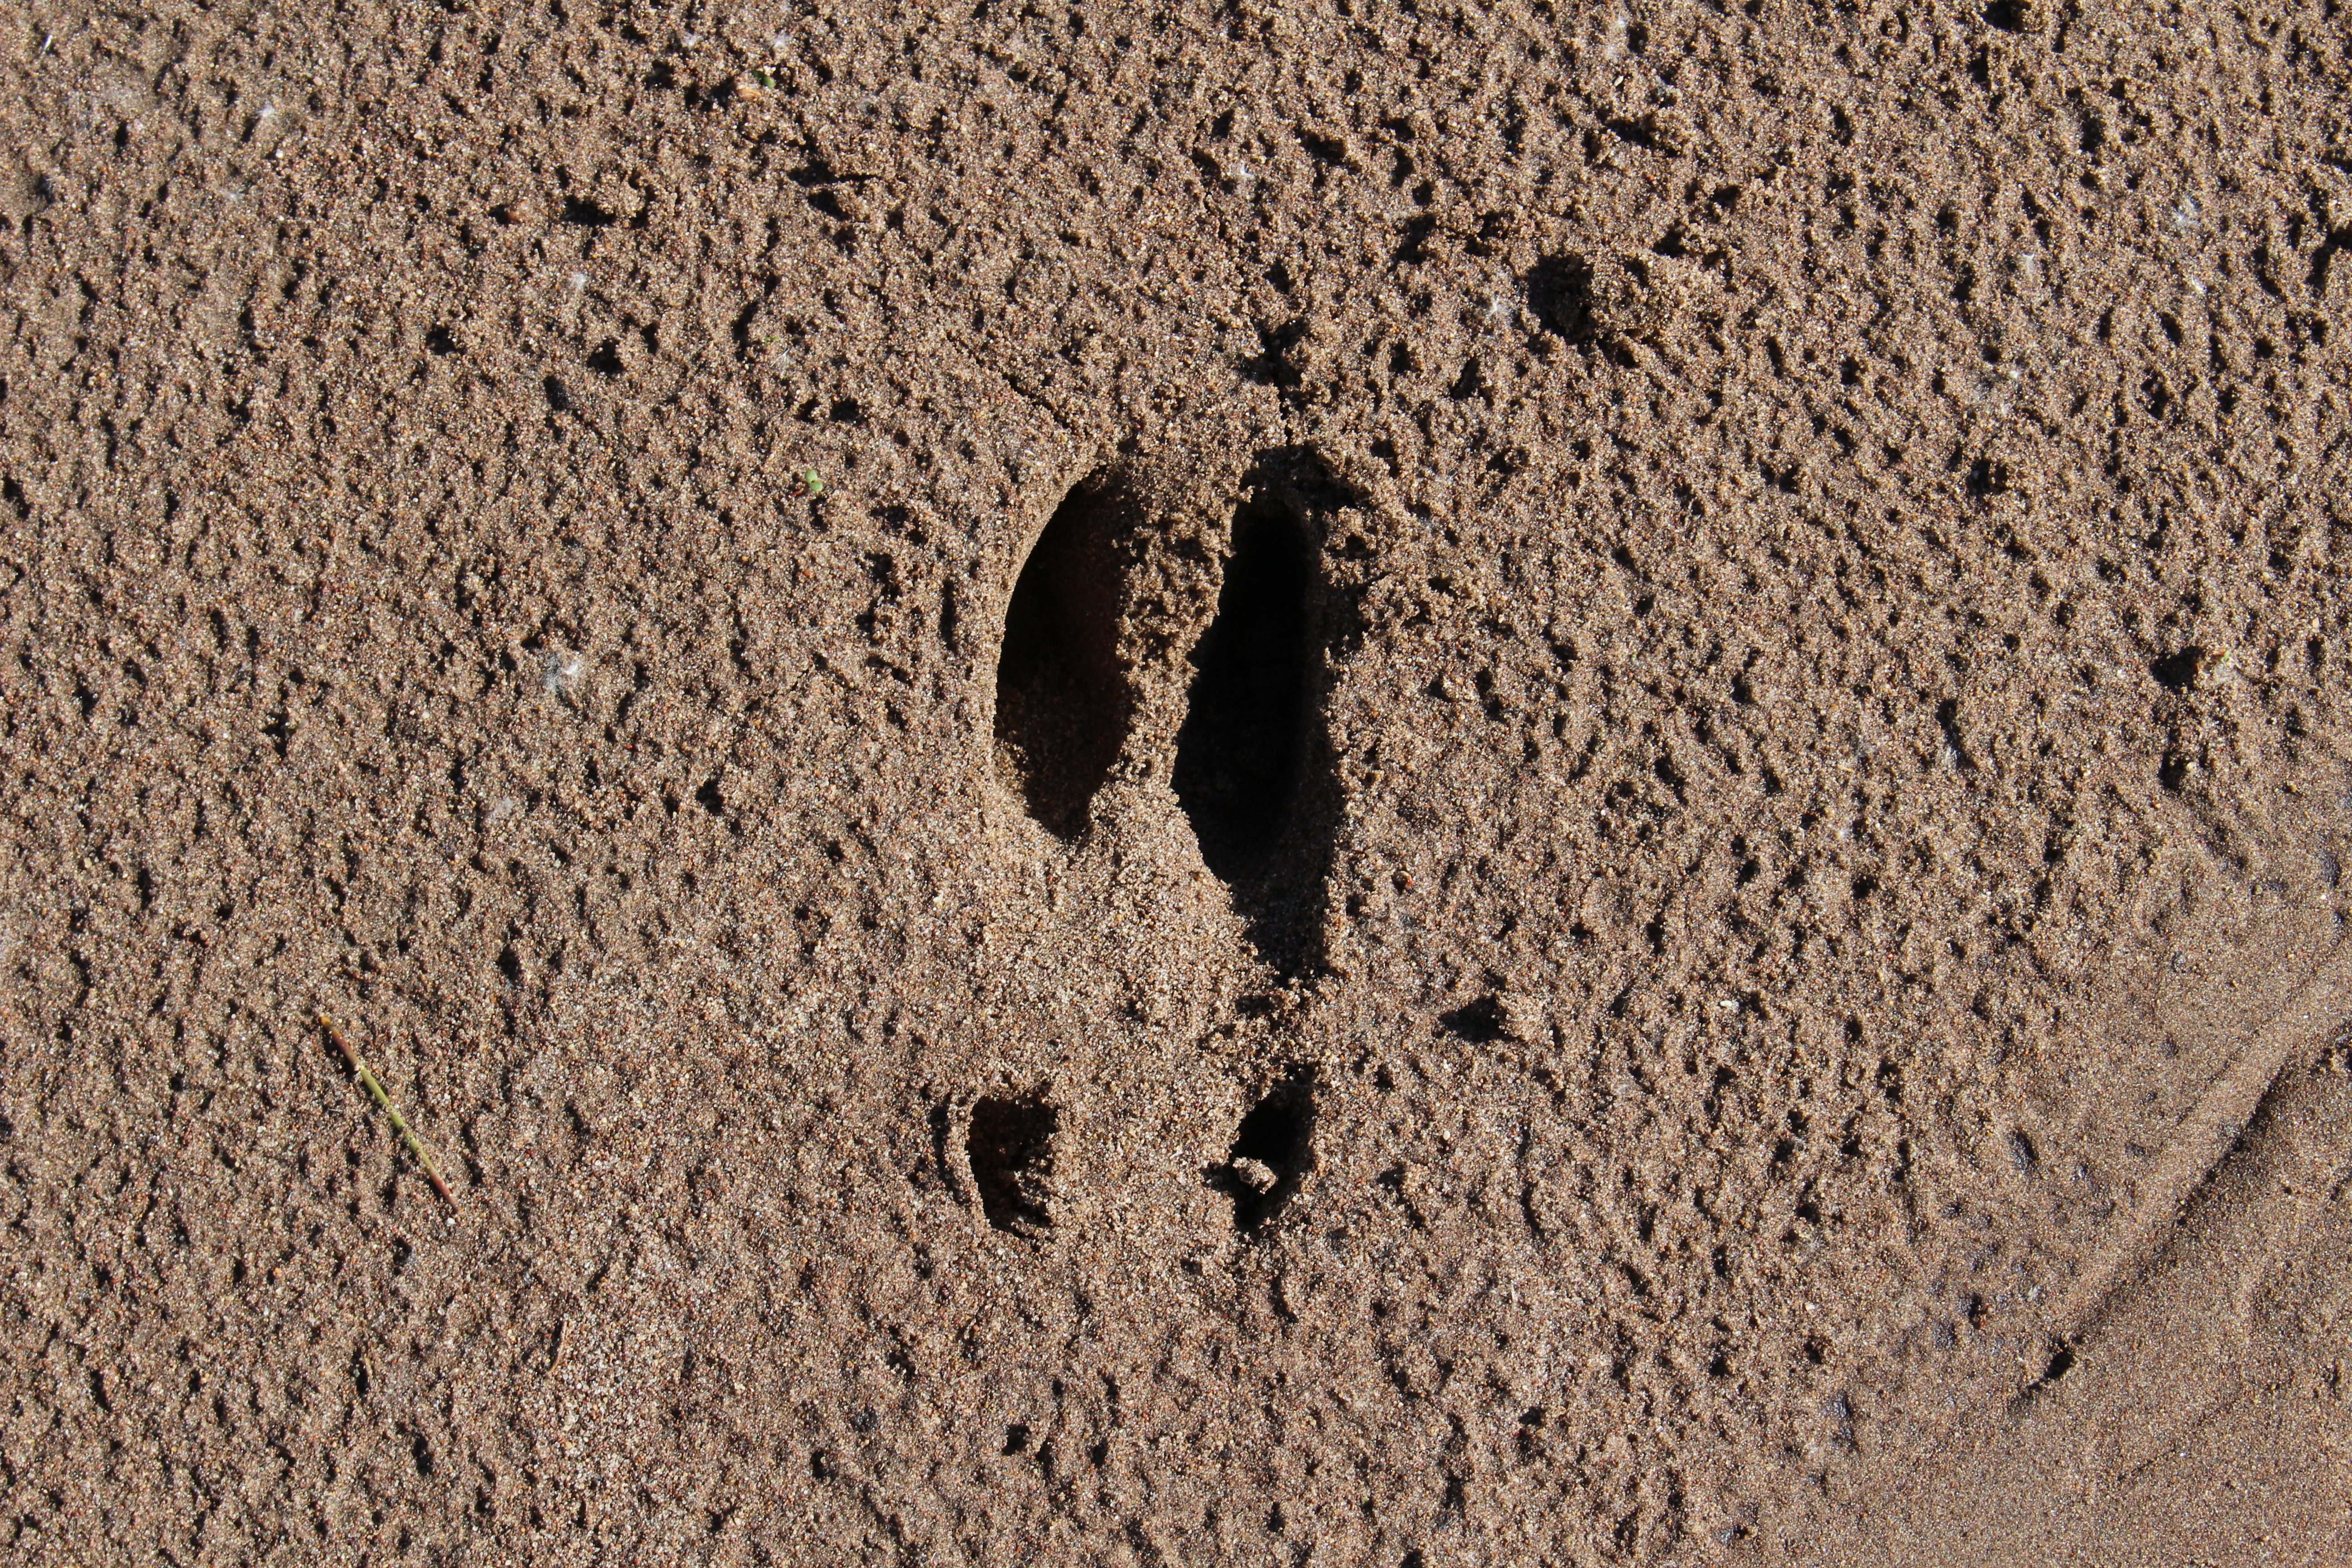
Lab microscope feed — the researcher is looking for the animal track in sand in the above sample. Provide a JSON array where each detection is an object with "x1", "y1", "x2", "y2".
[
  {"x1": 966, "y1": 1092, "x2": 1059, "y2": 1238},
  {"x1": 1172, "y1": 495, "x2": 1316, "y2": 876},
  {"x1": 1173, "y1": 491, "x2": 1331, "y2": 977},
  {"x1": 1208, "y1": 1065, "x2": 1318, "y2": 1235},
  {"x1": 992, "y1": 471, "x2": 1134, "y2": 841},
  {"x1": 987, "y1": 454, "x2": 1356, "y2": 961},
  {"x1": 972, "y1": 449, "x2": 1365, "y2": 1243}
]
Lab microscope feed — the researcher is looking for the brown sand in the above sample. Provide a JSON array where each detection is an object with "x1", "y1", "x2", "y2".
[{"x1": 3, "y1": 3, "x2": 2349, "y2": 1563}]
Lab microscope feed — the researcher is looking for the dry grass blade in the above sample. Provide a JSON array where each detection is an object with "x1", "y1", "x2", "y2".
[{"x1": 318, "y1": 1013, "x2": 461, "y2": 1212}]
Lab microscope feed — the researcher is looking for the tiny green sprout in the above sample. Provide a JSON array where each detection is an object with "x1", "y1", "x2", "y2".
[{"x1": 794, "y1": 467, "x2": 826, "y2": 499}]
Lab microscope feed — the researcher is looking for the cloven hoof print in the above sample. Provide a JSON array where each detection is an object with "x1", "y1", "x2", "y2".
[{"x1": 3, "y1": 3, "x2": 2350, "y2": 1564}]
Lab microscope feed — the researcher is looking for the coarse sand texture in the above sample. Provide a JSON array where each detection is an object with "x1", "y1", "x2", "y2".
[{"x1": 2, "y1": 3, "x2": 2350, "y2": 1565}]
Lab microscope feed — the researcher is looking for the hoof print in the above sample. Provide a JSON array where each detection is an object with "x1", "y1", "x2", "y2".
[
  {"x1": 1212, "y1": 1068, "x2": 1315, "y2": 1235},
  {"x1": 994, "y1": 472, "x2": 1136, "y2": 840},
  {"x1": 967, "y1": 1093, "x2": 1059, "y2": 1238},
  {"x1": 1173, "y1": 465, "x2": 1357, "y2": 975},
  {"x1": 1173, "y1": 496, "x2": 1314, "y2": 876}
]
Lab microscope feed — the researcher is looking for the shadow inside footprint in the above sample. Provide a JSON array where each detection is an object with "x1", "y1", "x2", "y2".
[
  {"x1": 1210, "y1": 1068, "x2": 1316, "y2": 1235},
  {"x1": 1172, "y1": 474, "x2": 1352, "y2": 974},
  {"x1": 968, "y1": 1093, "x2": 1058, "y2": 1237},
  {"x1": 995, "y1": 473, "x2": 1134, "y2": 839},
  {"x1": 1173, "y1": 497, "x2": 1313, "y2": 872}
]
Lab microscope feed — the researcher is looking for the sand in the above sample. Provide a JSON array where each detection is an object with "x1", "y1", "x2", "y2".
[{"x1": 2, "y1": 2, "x2": 2349, "y2": 1562}]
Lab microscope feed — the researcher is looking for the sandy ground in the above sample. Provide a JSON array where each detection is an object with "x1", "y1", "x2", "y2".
[{"x1": 3, "y1": 2, "x2": 2350, "y2": 1563}]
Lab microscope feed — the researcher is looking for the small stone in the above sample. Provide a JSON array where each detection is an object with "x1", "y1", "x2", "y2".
[{"x1": 1232, "y1": 1157, "x2": 1279, "y2": 1194}]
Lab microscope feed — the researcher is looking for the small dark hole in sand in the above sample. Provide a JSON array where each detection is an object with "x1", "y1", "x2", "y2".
[
  {"x1": 1212, "y1": 1068, "x2": 1316, "y2": 1235},
  {"x1": 1440, "y1": 996, "x2": 1506, "y2": 1042},
  {"x1": 2149, "y1": 646, "x2": 2202, "y2": 691},
  {"x1": 1524, "y1": 253, "x2": 1594, "y2": 340},
  {"x1": 1174, "y1": 500, "x2": 1313, "y2": 878},
  {"x1": 425, "y1": 325, "x2": 459, "y2": 356},
  {"x1": 586, "y1": 339, "x2": 624, "y2": 377},
  {"x1": 967, "y1": 1094, "x2": 1057, "y2": 1237},
  {"x1": 994, "y1": 474, "x2": 1134, "y2": 839},
  {"x1": 1002, "y1": 1423, "x2": 1031, "y2": 1455},
  {"x1": 1298, "y1": 130, "x2": 1348, "y2": 166}
]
